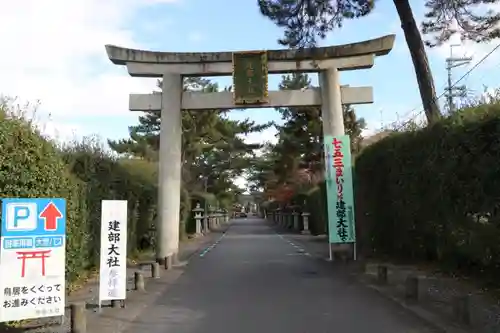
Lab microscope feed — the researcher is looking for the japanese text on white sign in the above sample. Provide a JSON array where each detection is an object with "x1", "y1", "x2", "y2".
[{"x1": 99, "y1": 200, "x2": 128, "y2": 303}]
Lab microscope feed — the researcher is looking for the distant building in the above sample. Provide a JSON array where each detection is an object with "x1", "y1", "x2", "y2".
[{"x1": 238, "y1": 194, "x2": 257, "y2": 213}]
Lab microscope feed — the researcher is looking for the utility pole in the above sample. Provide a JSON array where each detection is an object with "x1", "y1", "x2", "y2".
[{"x1": 445, "y1": 44, "x2": 472, "y2": 113}]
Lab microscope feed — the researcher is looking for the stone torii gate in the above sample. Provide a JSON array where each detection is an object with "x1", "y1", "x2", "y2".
[{"x1": 105, "y1": 34, "x2": 395, "y2": 264}]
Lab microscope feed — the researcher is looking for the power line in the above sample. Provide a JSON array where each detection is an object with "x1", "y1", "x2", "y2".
[
  {"x1": 384, "y1": 41, "x2": 500, "y2": 131},
  {"x1": 448, "y1": 42, "x2": 500, "y2": 90}
]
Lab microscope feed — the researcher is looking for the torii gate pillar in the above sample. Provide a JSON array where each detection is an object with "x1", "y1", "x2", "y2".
[
  {"x1": 157, "y1": 73, "x2": 182, "y2": 264},
  {"x1": 321, "y1": 67, "x2": 345, "y2": 136}
]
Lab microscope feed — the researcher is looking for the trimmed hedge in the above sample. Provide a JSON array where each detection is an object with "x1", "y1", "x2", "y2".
[
  {"x1": 270, "y1": 102, "x2": 500, "y2": 280},
  {"x1": 355, "y1": 103, "x2": 500, "y2": 277},
  {"x1": 0, "y1": 106, "x2": 157, "y2": 284},
  {"x1": 61, "y1": 140, "x2": 158, "y2": 270}
]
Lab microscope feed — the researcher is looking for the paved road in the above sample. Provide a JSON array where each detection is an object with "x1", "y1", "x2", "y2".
[{"x1": 125, "y1": 218, "x2": 438, "y2": 333}]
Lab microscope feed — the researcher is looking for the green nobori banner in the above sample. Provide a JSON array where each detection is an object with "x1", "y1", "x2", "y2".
[{"x1": 324, "y1": 135, "x2": 356, "y2": 244}]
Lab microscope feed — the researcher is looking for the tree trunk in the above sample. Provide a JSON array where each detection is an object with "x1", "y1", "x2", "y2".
[{"x1": 393, "y1": 0, "x2": 442, "y2": 124}]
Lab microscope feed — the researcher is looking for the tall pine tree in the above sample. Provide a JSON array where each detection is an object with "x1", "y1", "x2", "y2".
[
  {"x1": 257, "y1": 1, "x2": 500, "y2": 124},
  {"x1": 247, "y1": 72, "x2": 365, "y2": 199},
  {"x1": 109, "y1": 77, "x2": 272, "y2": 202}
]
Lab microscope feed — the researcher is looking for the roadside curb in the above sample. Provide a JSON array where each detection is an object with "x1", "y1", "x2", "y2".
[
  {"x1": 21, "y1": 224, "x2": 233, "y2": 333},
  {"x1": 85, "y1": 224, "x2": 233, "y2": 333},
  {"x1": 184, "y1": 222, "x2": 232, "y2": 260},
  {"x1": 355, "y1": 276, "x2": 470, "y2": 333},
  {"x1": 270, "y1": 224, "x2": 472, "y2": 333}
]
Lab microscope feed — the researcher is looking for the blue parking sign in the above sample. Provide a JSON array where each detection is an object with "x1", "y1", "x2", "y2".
[
  {"x1": 1, "y1": 198, "x2": 66, "y2": 237},
  {"x1": 0, "y1": 198, "x2": 66, "y2": 322}
]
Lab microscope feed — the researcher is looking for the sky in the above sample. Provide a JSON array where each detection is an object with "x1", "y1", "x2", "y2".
[{"x1": 1, "y1": 0, "x2": 499, "y2": 188}]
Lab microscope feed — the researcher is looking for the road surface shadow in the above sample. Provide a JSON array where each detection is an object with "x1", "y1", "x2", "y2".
[{"x1": 0, "y1": 324, "x2": 24, "y2": 333}]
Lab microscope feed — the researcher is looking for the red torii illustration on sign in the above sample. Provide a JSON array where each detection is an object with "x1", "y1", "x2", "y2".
[{"x1": 16, "y1": 250, "x2": 51, "y2": 277}]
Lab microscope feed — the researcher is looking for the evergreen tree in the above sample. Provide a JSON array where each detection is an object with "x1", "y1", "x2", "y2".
[
  {"x1": 109, "y1": 76, "x2": 272, "y2": 205},
  {"x1": 247, "y1": 72, "x2": 365, "y2": 199},
  {"x1": 276, "y1": 72, "x2": 365, "y2": 167},
  {"x1": 422, "y1": 1, "x2": 500, "y2": 46},
  {"x1": 258, "y1": 1, "x2": 500, "y2": 125}
]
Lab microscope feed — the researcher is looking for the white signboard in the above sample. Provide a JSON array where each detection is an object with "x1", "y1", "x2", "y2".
[
  {"x1": 0, "y1": 198, "x2": 66, "y2": 322},
  {"x1": 99, "y1": 200, "x2": 128, "y2": 303}
]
